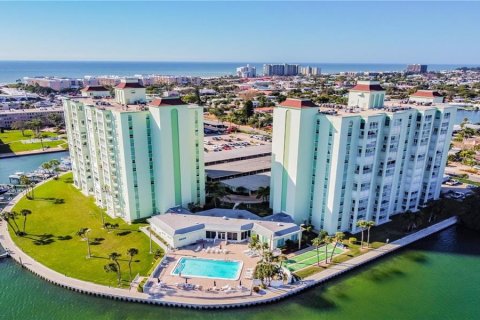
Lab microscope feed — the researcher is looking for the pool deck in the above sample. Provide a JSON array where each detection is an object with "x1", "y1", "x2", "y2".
[
  {"x1": 144, "y1": 242, "x2": 260, "y2": 300},
  {"x1": 0, "y1": 181, "x2": 459, "y2": 309}
]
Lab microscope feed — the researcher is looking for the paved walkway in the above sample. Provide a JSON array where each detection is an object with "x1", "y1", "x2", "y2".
[
  {"x1": 0, "y1": 147, "x2": 67, "y2": 159},
  {"x1": 0, "y1": 185, "x2": 458, "y2": 308}
]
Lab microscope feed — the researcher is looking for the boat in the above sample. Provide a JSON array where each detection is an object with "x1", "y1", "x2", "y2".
[{"x1": 0, "y1": 186, "x2": 10, "y2": 195}]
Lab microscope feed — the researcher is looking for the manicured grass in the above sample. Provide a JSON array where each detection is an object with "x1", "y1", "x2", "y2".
[
  {"x1": 8, "y1": 173, "x2": 162, "y2": 287},
  {"x1": 0, "y1": 129, "x2": 66, "y2": 153},
  {"x1": 294, "y1": 265, "x2": 325, "y2": 279}
]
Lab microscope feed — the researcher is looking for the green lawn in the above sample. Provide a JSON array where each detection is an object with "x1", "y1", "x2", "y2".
[
  {"x1": 0, "y1": 129, "x2": 66, "y2": 154},
  {"x1": 8, "y1": 173, "x2": 162, "y2": 287}
]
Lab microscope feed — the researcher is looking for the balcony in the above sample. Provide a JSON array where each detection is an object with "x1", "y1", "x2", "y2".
[{"x1": 352, "y1": 189, "x2": 370, "y2": 199}]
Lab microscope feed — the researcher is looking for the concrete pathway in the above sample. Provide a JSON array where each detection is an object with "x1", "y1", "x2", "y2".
[{"x1": 0, "y1": 186, "x2": 458, "y2": 309}]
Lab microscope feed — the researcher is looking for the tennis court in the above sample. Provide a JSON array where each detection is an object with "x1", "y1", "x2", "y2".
[{"x1": 285, "y1": 244, "x2": 345, "y2": 272}]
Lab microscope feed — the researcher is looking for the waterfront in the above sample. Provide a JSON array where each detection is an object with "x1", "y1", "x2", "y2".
[
  {"x1": 0, "y1": 225, "x2": 478, "y2": 319},
  {"x1": 0, "y1": 151, "x2": 69, "y2": 184},
  {"x1": 1, "y1": 61, "x2": 479, "y2": 83}
]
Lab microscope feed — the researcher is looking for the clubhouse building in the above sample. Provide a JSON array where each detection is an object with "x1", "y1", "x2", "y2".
[{"x1": 148, "y1": 208, "x2": 302, "y2": 250}]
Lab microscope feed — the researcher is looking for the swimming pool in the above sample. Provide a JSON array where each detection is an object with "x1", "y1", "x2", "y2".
[{"x1": 171, "y1": 257, "x2": 243, "y2": 280}]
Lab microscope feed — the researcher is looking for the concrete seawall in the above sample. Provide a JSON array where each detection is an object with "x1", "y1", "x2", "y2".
[{"x1": 0, "y1": 186, "x2": 458, "y2": 310}]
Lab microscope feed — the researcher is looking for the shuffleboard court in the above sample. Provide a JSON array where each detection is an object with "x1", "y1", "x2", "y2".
[{"x1": 285, "y1": 244, "x2": 345, "y2": 272}]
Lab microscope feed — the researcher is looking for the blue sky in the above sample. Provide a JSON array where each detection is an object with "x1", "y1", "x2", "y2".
[{"x1": 0, "y1": 1, "x2": 479, "y2": 63}]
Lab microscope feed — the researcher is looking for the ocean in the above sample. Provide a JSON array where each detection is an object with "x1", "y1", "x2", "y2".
[{"x1": 1, "y1": 61, "x2": 479, "y2": 84}]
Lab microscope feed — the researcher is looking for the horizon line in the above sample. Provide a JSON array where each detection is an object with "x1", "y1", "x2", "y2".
[{"x1": 0, "y1": 59, "x2": 478, "y2": 66}]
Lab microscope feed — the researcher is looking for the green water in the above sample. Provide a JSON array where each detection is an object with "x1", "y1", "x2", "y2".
[{"x1": 0, "y1": 226, "x2": 479, "y2": 320}]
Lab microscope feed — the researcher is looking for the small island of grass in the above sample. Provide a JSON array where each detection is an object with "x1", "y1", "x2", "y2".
[{"x1": 0, "y1": 129, "x2": 67, "y2": 154}]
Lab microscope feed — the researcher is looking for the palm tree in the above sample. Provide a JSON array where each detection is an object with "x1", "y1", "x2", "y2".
[
  {"x1": 312, "y1": 236, "x2": 323, "y2": 266},
  {"x1": 8, "y1": 211, "x2": 21, "y2": 234},
  {"x1": 276, "y1": 254, "x2": 288, "y2": 269},
  {"x1": 356, "y1": 220, "x2": 368, "y2": 248},
  {"x1": 109, "y1": 252, "x2": 122, "y2": 285},
  {"x1": 205, "y1": 181, "x2": 229, "y2": 207},
  {"x1": 41, "y1": 161, "x2": 52, "y2": 174},
  {"x1": 126, "y1": 248, "x2": 139, "y2": 280},
  {"x1": 37, "y1": 132, "x2": 49, "y2": 150},
  {"x1": 323, "y1": 235, "x2": 332, "y2": 264},
  {"x1": 104, "y1": 263, "x2": 121, "y2": 286},
  {"x1": 11, "y1": 120, "x2": 27, "y2": 136},
  {"x1": 19, "y1": 175, "x2": 33, "y2": 199},
  {"x1": 76, "y1": 228, "x2": 91, "y2": 258},
  {"x1": 49, "y1": 159, "x2": 60, "y2": 173},
  {"x1": 1, "y1": 211, "x2": 18, "y2": 235},
  {"x1": 27, "y1": 118, "x2": 43, "y2": 136},
  {"x1": 236, "y1": 186, "x2": 248, "y2": 195},
  {"x1": 20, "y1": 209, "x2": 32, "y2": 234},
  {"x1": 256, "y1": 186, "x2": 270, "y2": 203},
  {"x1": 365, "y1": 221, "x2": 375, "y2": 248},
  {"x1": 248, "y1": 234, "x2": 259, "y2": 251},
  {"x1": 329, "y1": 232, "x2": 345, "y2": 262}
]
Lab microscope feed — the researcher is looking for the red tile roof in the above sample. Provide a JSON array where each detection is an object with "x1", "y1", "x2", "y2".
[
  {"x1": 81, "y1": 86, "x2": 109, "y2": 92},
  {"x1": 115, "y1": 82, "x2": 145, "y2": 89},
  {"x1": 149, "y1": 97, "x2": 186, "y2": 107},
  {"x1": 410, "y1": 90, "x2": 443, "y2": 98},
  {"x1": 350, "y1": 84, "x2": 385, "y2": 91},
  {"x1": 254, "y1": 107, "x2": 274, "y2": 113},
  {"x1": 279, "y1": 98, "x2": 317, "y2": 108}
]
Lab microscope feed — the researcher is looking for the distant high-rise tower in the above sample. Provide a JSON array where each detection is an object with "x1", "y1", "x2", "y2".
[
  {"x1": 406, "y1": 64, "x2": 428, "y2": 74},
  {"x1": 236, "y1": 64, "x2": 256, "y2": 78},
  {"x1": 263, "y1": 63, "x2": 299, "y2": 76}
]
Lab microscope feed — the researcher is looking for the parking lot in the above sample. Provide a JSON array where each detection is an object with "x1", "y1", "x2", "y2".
[
  {"x1": 441, "y1": 177, "x2": 477, "y2": 200},
  {"x1": 203, "y1": 132, "x2": 271, "y2": 153}
]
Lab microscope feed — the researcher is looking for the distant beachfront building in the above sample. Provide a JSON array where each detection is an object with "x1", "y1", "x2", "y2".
[
  {"x1": 23, "y1": 77, "x2": 83, "y2": 91},
  {"x1": 80, "y1": 86, "x2": 110, "y2": 98},
  {"x1": 299, "y1": 66, "x2": 321, "y2": 76},
  {"x1": 263, "y1": 63, "x2": 299, "y2": 76},
  {"x1": 236, "y1": 64, "x2": 256, "y2": 78},
  {"x1": 0, "y1": 107, "x2": 64, "y2": 129},
  {"x1": 406, "y1": 64, "x2": 428, "y2": 74},
  {"x1": 270, "y1": 81, "x2": 456, "y2": 234},
  {"x1": 63, "y1": 80, "x2": 205, "y2": 222},
  {"x1": 409, "y1": 90, "x2": 445, "y2": 104}
]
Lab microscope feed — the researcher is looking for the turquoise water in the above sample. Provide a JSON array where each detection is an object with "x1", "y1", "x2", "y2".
[
  {"x1": 0, "y1": 151, "x2": 69, "y2": 184},
  {"x1": 172, "y1": 257, "x2": 242, "y2": 280},
  {"x1": 1, "y1": 61, "x2": 479, "y2": 83},
  {"x1": 0, "y1": 226, "x2": 479, "y2": 319}
]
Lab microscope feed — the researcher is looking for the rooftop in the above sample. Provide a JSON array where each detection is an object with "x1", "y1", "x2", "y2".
[
  {"x1": 350, "y1": 80, "x2": 385, "y2": 92},
  {"x1": 410, "y1": 90, "x2": 443, "y2": 98},
  {"x1": 282, "y1": 99, "x2": 457, "y2": 118},
  {"x1": 81, "y1": 86, "x2": 109, "y2": 92},
  {"x1": 204, "y1": 144, "x2": 271, "y2": 165},
  {"x1": 279, "y1": 98, "x2": 317, "y2": 108},
  {"x1": 221, "y1": 172, "x2": 271, "y2": 192},
  {"x1": 150, "y1": 97, "x2": 186, "y2": 107},
  {"x1": 206, "y1": 156, "x2": 271, "y2": 180},
  {"x1": 148, "y1": 209, "x2": 300, "y2": 238},
  {"x1": 67, "y1": 96, "x2": 199, "y2": 113}
]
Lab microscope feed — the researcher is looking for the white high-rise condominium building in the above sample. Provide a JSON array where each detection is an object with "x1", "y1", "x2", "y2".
[
  {"x1": 299, "y1": 66, "x2": 321, "y2": 76},
  {"x1": 270, "y1": 81, "x2": 456, "y2": 234},
  {"x1": 263, "y1": 63, "x2": 299, "y2": 76},
  {"x1": 236, "y1": 64, "x2": 256, "y2": 78},
  {"x1": 63, "y1": 79, "x2": 205, "y2": 222}
]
